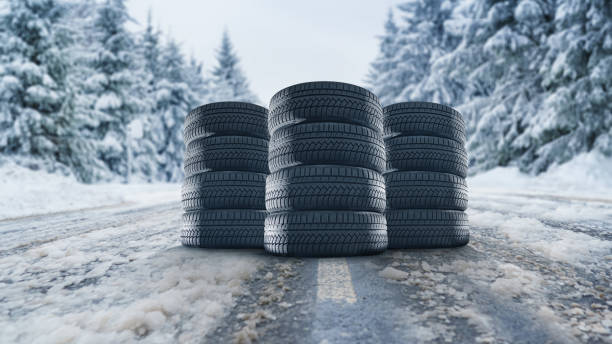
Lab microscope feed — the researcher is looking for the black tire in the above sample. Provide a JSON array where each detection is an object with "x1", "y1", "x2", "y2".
[
  {"x1": 268, "y1": 122, "x2": 386, "y2": 173},
  {"x1": 264, "y1": 211, "x2": 388, "y2": 256},
  {"x1": 184, "y1": 136, "x2": 268, "y2": 176},
  {"x1": 386, "y1": 209, "x2": 469, "y2": 249},
  {"x1": 185, "y1": 102, "x2": 268, "y2": 142},
  {"x1": 181, "y1": 209, "x2": 266, "y2": 248},
  {"x1": 269, "y1": 81, "x2": 383, "y2": 134},
  {"x1": 182, "y1": 171, "x2": 266, "y2": 211},
  {"x1": 266, "y1": 165, "x2": 386, "y2": 213},
  {"x1": 384, "y1": 102, "x2": 466, "y2": 143},
  {"x1": 386, "y1": 136, "x2": 468, "y2": 177},
  {"x1": 385, "y1": 171, "x2": 468, "y2": 210}
]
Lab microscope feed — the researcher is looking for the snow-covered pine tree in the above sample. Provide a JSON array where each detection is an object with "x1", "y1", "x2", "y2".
[
  {"x1": 394, "y1": 0, "x2": 460, "y2": 104},
  {"x1": 0, "y1": 1, "x2": 248, "y2": 182},
  {"x1": 142, "y1": 10, "x2": 161, "y2": 85},
  {"x1": 0, "y1": 0, "x2": 72, "y2": 173},
  {"x1": 61, "y1": 0, "x2": 114, "y2": 182},
  {"x1": 209, "y1": 31, "x2": 259, "y2": 103},
  {"x1": 134, "y1": 11, "x2": 210, "y2": 182},
  {"x1": 153, "y1": 38, "x2": 193, "y2": 181},
  {"x1": 446, "y1": 0, "x2": 611, "y2": 173},
  {"x1": 128, "y1": 9, "x2": 162, "y2": 182},
  {"x1": 532, "y1": 0, "x2": 612, "y2": 172},
  {"x1": 367, "y1": 10, "x2": 403, "y2": 106},
  {"x1": 431, "y1": 0, "x2": 557, "y2": 172},
  {"x1": 87, "y1": 0, "x2": 146, "y2": 182},
  {"x1": 184, "y1": 54, "x2": 210, "y2": 108},
  {"x1": 368, "y1": 1, "x2": 459, "y2": 106},
  {"x1": 371, "y1": 0, "x2": 612, "y2": 174}
]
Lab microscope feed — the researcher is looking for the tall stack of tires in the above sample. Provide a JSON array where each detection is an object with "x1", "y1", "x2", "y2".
[
  {"x1": 181, "y1": 102, "x2": 269, "y2": 248},
  {"x1": 264, "y1": 82, "x2": 388, "y2": 256},
  {"x1": 383, "y1": 102, "x2": 470, "y2": 248}
]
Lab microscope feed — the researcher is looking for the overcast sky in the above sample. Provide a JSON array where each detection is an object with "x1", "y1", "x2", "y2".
[{"x1": 126, "y1": 0, "x2": 403, "y2": 104}]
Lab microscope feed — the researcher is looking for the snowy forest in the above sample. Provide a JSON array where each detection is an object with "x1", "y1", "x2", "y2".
[
  {"x1": 1, "y1": 0, "x2": 611, "y2": 184},
  {"x1": 0, "y1": 0, "x2": 258, "y2": 183},
  {"x1": 368, "y1": 0, "x2": 612, "y2": 174}
]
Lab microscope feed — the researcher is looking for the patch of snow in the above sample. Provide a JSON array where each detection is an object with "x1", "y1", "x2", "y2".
[
  {"x1": 95, "y1": 92, "x2": 122, "y2": 110},
  {"x1": 0, "y1": 160, "x2": 179, "y2": 220},
  {"x1": 449, "y1": 307, "x2": 494, "y2": 341},
  {"x1": 234, "y1": 310, "x2": 276, "y2": 344},
  {"x1": 514, "y1": 0, "x2": 545, "y2": 23},
  {"x1": 101, "y1": 131, "x2": 124, "y2": 155},
  {"x1": 0, "y1": 247, "x2": 263, "y2": 343},
  {"x1": 469, "y1": 210, "x2": 612, "y2": 268},
  {"x1": 490, "y1": 263, "x2": 541, "y2": 297},
  {"x1": 128, "y1": 118, "x2": 144, "y2": 139},
  {"x1": 379, "y1": 266, "x2": 409, "y2": 281},
  {"x1": 469, "y1": 151, "x2": 612, "y2": 199}
]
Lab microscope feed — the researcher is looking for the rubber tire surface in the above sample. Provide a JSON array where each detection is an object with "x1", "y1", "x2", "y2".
[
  {"x1": 181, "y1": 209, "x2": 266, "y2": 248},
  {"x1": 184, "y1": 136, "x2": 268, "y2": 176},
  {"x1": 384, "y1": 102, "x2": 466, "y2": 143},
  {"x1": 386, "y1": 209, "x2": 469, "y2": 249},
  {"x1": 269, "y1": 81, "x2": 383, "y2": 134},
  {"x1": 182, "y1": 171, "x2": 266, "y2": 211},
  {"x1": 264, "y1": 211, "x2": 388, "y2": 257},
  {"x1": 385, "y1": 171, "x2": 468, "y2": 210},
  {"x1": 266, "y1": 165, "x2": 386, "y2": 213},
  {"x1": 184, "y1": 102, "x2": 268, "y2": 143},
  {"x1": 386, "y1": 136, "x2": 468, "y2": 177},
  {"x1": 268, "y1": 122, "x2": 386, "y2": 173}
]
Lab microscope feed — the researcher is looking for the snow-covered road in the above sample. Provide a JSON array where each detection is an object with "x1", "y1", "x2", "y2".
[
  {"x1": 0, "y1": 202, "x2": 264, "y2": 343},
  {"x1": 0, "y1": 189, "x2": 610, "y2": 343}
]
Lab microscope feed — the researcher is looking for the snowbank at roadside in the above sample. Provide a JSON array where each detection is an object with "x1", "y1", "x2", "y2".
[
  {"x1": 0, "y1": 161, "x2": 180, "y2": 220},
  {"x1": 469, "y1": 151, "x2": 612, "y2": 199},
  {"x1": 468, "y1": 151, "x2": 612, "y2": 269}
]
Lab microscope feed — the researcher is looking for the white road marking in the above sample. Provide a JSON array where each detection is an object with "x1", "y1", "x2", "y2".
[{"x1": 316, "y1": 258, "x2": 357, "y2": 304}]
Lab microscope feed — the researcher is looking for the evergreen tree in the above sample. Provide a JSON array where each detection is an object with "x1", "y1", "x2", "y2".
[
  {"x1": 133, "y1": 12, "x2": 210, "y2": 182},
  {"x1": 63, "y1": 0, "x2": 112, "y2": 182},
  {"x1": 209, "y1": 31, "x2": 258, "y2": 103},
  {"x1": 367, "y1": 10, "x2": 402, "y2": 106},
  {"x1": 0, "y1": 0, "x2": 70, "y2": 170},
  {"x1": 154, "y1": 38, "x2": 192, "y2": 181},
  {"x1": 142, "y1": 9, "x2": 161, "y2": 83},
  {"x1": 395, "y1": 0, "x2": 460, "y2": 103},
  {"x1": 130, "y1": 8, "x2": 162, "y2": 181},
  {"x1": 465, "y1": 0, "x2": 556, "y2": 171},
  {"x1": 87, "y1": 0, "x2": 145, "y2": 181},
  {"x1": 533, "y1": 0, "x2": 612, "y2": 171},
  {"x1": 370, "y1": 0, "x2": 612, "y2": 174},
  {"x1": 0, "y1": 1, "x2": 246, "y2": 182},
  {"x1": 184, "y1": 54, "x2": 210, "y2": 108}
]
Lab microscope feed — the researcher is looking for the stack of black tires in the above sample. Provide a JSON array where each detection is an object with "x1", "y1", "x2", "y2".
[
  {"x1": 383, "y1": 102, "x2": 469, "y2": 248},
  {"x1": 264, "y1": 82, "x2": 388, "y2": 256},
  {"x1": 180, "y1": 102, "x2": 269, "y2": 248}
]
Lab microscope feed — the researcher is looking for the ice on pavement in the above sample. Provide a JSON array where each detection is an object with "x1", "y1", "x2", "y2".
[{"x1": 0, "y1": 160, "x2": 180, "y2": 220}]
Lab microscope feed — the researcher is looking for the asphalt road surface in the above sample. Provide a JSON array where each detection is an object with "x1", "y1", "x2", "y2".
[{"x1": 1, "y1": 190, "x2": 610, "y2": 343}]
